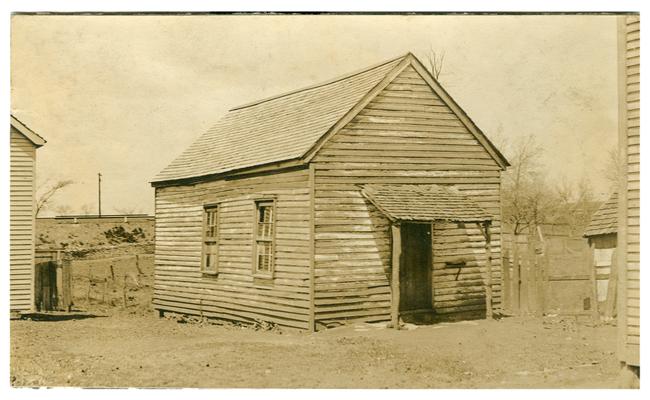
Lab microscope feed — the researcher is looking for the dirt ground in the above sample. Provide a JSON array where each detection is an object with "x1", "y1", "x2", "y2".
[{"x1": 10, "y1": 312, "x2": 619, "y2": 388}]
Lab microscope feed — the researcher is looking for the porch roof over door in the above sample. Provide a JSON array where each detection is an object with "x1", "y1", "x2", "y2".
[{"x1": 361, "y1": 184, "x2": 492, "y2": 223}]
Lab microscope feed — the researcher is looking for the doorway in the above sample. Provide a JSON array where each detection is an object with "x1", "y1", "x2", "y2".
[{"x1": 399, "y1": 223, "x2": 432, "y2": 312}]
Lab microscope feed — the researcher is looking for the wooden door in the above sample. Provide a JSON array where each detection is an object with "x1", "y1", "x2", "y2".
[{"x1": 399, "y1": 223, "x2": 432, "y2": 312}]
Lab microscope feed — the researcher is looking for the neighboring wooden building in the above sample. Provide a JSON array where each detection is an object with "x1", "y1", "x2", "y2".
[
  {"x1": 583, "y1": 193, "x2": 617, "y2": 307},
  {"x1": 151, "y1": 53, "x2": 509, "y2": 330},
  {"x1": 10, "y1": 115, "x2": 46, "y2": 313},
  {"x1": 616, "y1": 15, "x2": 639, "y2": 382}
]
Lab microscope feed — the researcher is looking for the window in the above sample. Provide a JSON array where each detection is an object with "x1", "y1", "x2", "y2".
[
  {"x1": 253, "y1": 200, "x2": 275, "y2": 276},
  {"x1": 202, "y1": 206, "x2": 219, "y2": 274}
]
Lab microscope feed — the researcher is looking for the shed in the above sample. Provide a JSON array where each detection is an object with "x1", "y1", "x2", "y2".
[
  {"x1": 10, "y1": 115, "x2": 46, "y2": 313},
  {"x1": 583, "y1": 192, "x2": 618, "y2": 306},
  {"x1": 151, "y1": 52, "x2": 509, "y2": 330},
  {"x1": 615, "y1": 15, "x2": 639, "y2": 380}
]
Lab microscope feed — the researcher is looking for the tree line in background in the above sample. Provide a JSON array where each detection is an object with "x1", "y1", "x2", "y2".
[
  {"x1": 498, "y1": 133, "x2": 619, "y2": 237},
  {"x1": 35, "y1": 178, "x2": 142, "y2": 217},
  {"x1": 423, "y1": 47, "x2": 615, "y2": 238}
]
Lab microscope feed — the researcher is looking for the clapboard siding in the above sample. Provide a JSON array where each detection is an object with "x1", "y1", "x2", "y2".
[
  {"x1": 624, "y1": 15, "x2": 640, "y2": 363},
  {"x1": 312, "y1": 66, "x2": 502, "y2": 326},
  {"x1": 154, "y1": 167, "x2": 312, "y2": 329},
  {"x1": 10, "y1": 127, "x2": 36, "y2": 312}
]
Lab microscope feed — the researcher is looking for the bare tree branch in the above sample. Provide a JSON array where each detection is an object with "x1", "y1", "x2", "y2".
[
  {"x1": 113, "y1": 206, "x2": 143, "y2": 215},
  {"x1": 35, "y1": 180, "x2": 74, "y2": 217},
  {"x1": 426, "y1": 46, "x2": 445, "y2": 80},
  {"x1": 602, "y1": 145, "x2": 625, "y2": 192},
  {"x1": 79, "y1": 203, "x2": 94, "y2": 215}
]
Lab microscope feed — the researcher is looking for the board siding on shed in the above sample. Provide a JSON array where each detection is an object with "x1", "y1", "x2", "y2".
[
  {"x1": 623, "y1": 15, "x2": 640, "y2": 364},
  {"x1": 154, "y1": 167, "x2": 312, "y2": 329},
  {"x1": 311, "y1": 66, "x2": 502, "y2": 327},
  {"x1": 10, "y1": 127, "x2": 37, "y2": 312}
]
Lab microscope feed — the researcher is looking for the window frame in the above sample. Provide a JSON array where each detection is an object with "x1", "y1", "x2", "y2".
[
  {"x1": 201, "y1": 204, "x2": 220, "y2": 276},
  {"x1": 252, "y1": 199, "x2": 276, "y2": 278}
]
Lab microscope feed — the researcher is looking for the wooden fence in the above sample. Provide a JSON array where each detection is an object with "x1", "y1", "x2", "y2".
[
  {"x1": 501, "y1": 235, "x2": 597, "y2": 319},
  {"x1": 72, "y1": 253, "x2": 153, "y2": 308},
  {"x1": 34, "y1": 250, "x2": 73, "y2": 312}
]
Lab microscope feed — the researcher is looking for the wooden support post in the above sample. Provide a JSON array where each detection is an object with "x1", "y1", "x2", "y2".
[
  {"x1": 534, "y1": 229, "x2": 545, "y2": 316},
  {"x1": 502, "y1": 248, "x2": 511, "y2": 314},
  {"x1": 520, "y1": 241, "x2": 529, "y2": 315},
  {"x1": 539, "y1": 243, "x2": 549, "y2": 316},
  {"x1": 102, "y1": 278, "x2": 108, "y2": 304},
  {"x1": 135, "y1": 254, "x2": 143, "y2": 276},
  {"x1": 528, "y1": 242, "x2": 538, "y2": 315},
  {"x1": 512, "y1": 240, "x2": 521, "y2": 314},
  {"x1": 63, "y1": 257, "x2": 73, "y2": 312},
  {"x1": 604, "y1": 248, "x2": 618, "y2": 320},
  {"x1": 55, "y1": 259, "x2": 64, "y2": 311},
  {"x1": 87, "y1": 267, "x2": 93, "y2": 303},
  {"x1": 588, "y1": 242, "x2": 599, "y2": 322},
  {"x1": 482, "y1": 222, "x2": 493, "y2": 320},
  {"x1": 122, "y1": 274, "x2": 128, "y2": 308},
  {"x1": 391, "y1": 223, "x2": 401, "y2": 329}
]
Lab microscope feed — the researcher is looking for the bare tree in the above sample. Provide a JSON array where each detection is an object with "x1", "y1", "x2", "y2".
[
  {"x1": 79, "y1": 203, "x2": 94, "y2": 215},
  {"x1": 501, "y1": 134, "x2": 555, "y2": 235},
  {"x1": 553, "y1": 175, "x2": 599, "y2": 236},
  {"x1": 113, "y1": 206, "x2": 143, "y2": 215},
  {"x1": 53, "y1": 204, "x2": 74, "y2": 216},
  {"x1": 35, "y1": 179, "x2": 74, "y2": 217},
  {"x1": 602, "y1": 145, "x2": 625, "y2": 192},
  {"x1": 425, "y1": 46, "x2": 445, "y2": 81}
]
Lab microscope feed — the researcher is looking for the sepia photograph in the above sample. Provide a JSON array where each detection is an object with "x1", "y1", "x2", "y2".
[{"x1": 5, "y1": 5, "x2": 643, "y2": 392}]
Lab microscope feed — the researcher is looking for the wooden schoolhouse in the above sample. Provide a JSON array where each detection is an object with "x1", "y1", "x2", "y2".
[{"x1": 151, "y1": 52, "x2": 509, "y2": 330}]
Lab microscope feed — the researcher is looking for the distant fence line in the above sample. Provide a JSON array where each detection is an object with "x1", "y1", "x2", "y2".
[{"x1": 36, "y1": 242, "x2": 153, "y2": 260}]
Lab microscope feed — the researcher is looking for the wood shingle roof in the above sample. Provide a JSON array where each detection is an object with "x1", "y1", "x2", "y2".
[
  {"x1": 153, "y1": 55, "x2": 405, "y2": 183},
  {"x1": 361, "y1": 184, "x2": 492, "y2": 223},
  {"x1": 152, "y1": 52, "x2": 509, "y2": 185},
  {"x1": 584, "y1": 192, "x2": 618, "y2": 237}
]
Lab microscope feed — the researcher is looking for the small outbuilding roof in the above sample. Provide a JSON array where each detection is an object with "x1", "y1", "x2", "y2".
[
  {"x1": 361, "y1": 184, "x2": 492, "y2": 223},
  {"x1": 152, "y1": 52, "x2": 509, "y2": 185},
  {"x1": 583, "y1": 192, "x2": 618, "y2": 237},
  {"x1": 10, "y1": 115, "x2": 46, "y2": 147}
]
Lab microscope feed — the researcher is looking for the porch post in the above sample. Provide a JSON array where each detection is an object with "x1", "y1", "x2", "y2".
[
  {"x1": 482, "y1": 221, "x2": 493, "y2": 320},
  {"x1": 391, "y1": 223, "x2": 401, "y2": 329}
]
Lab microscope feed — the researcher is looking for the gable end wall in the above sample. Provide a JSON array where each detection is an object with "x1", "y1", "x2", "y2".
[{"x1": 311, "y1": 65, "x2": 503, "y2": 327}]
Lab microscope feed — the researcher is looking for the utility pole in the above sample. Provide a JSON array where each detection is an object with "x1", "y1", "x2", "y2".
[{"x1": 98, "y1": 172, "x2": 102, "y2": 218}]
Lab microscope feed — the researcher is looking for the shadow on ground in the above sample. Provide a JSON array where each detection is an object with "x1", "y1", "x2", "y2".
[{"x1": 19, "y1": 312, "x2": 108, "y2": 321}]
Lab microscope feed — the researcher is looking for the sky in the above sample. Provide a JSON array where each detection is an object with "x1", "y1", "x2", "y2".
[{"x1": 10, "y1": 14, "x2": 619, "y2": 216}]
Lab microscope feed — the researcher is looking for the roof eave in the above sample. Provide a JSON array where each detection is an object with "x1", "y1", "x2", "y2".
[
  {"x1": 151, "y1": 157, "x2": 306, "y2": 188},
  {"x1": 10, "y1": 115, "x2": 46, "y2": 147}
]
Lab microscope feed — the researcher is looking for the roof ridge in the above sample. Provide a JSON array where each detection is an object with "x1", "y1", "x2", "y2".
[{"x1": 229, "y1": 52, "x2": 410, "y2": 112}]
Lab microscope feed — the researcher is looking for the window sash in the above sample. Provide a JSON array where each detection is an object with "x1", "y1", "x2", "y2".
[
  {"x1": 254, "y1": 201, "x2": 275, "y2": 275},
  {"x1": 202, "y1": 206, "x2": 219, "y2": 274},
  {"x1": 205, "y1": 208, "x2": 218, "y2": 239},
  {"x1": 255, "y1": 241, "x2": 273, "y2": 273}
]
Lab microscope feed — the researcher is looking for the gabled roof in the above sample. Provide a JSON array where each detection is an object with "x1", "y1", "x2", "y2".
[
  {"x1": 152, "y1": 52, "x2": 509, "y2": 186},
  {"x1": 584, "y1": 192, "x2": 618, "y2": 237},
  {"x1": 10, "y1": 115, "x2": 46, "y2": 147},
  {"x1": 361, "y1": 184, "x2": 492, "y2": 223}
]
